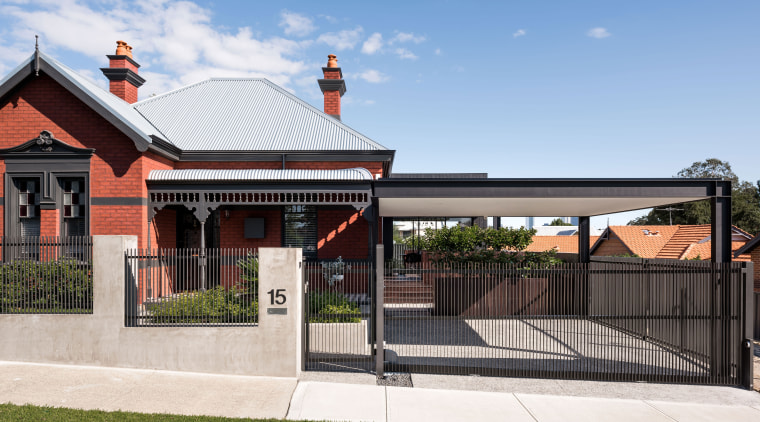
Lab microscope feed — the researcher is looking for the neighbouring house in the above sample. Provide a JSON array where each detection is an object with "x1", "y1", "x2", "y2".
[
  {"x1": 591, "y1": 225, "x2": 752, "y2": 261},
  {"x1": 733, "y1": 235, "x2": 760, "y2": 292},
  {"x1": 525, "y1": 235, "x2": 601, "y2": 254},
  {"x1": 0, "y1": 42, "x2": 393, "y2": 260}
]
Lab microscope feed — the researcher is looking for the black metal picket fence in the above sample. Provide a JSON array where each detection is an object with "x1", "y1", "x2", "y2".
[
  {"x1": 0, "y1": 236, "x2": 93, "y2": 314},
  {"x1": 124, "y1": 248, "x2": 258, "y2": 326}
]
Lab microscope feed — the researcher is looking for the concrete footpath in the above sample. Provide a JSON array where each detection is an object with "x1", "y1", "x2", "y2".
[{"x1": 2, "y1": 361, "x2": 760, "y2": 421}]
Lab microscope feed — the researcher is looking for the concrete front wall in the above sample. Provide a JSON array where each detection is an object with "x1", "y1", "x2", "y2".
[{"x1": 0, "y1": 237, "x2": 303, "y2": 378}]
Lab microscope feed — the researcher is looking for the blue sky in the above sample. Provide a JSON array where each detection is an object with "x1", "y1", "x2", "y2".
[{"x1": 0, "y1": 0, "x2": 757, "y2": 228}]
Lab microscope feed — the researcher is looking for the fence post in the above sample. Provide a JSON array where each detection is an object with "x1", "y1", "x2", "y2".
[
  {"x1": 375, "y1": 244, "x2": 384, "y2": 379},
  {"x1": 741, "y1": 262, "x2": 754, "y2": 389}
]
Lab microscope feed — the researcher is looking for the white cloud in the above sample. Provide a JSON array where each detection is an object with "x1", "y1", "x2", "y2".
[
  {"x1": 395, "y1": 48, "x2": 417, "y2": 60},
  {"x1": 513, "y1": 29, "x2": 526, "y2": 38},
  {"x1": 279, "y1": 10, "x2": 316, "y2": 37},
  {"x1": 319, "y1": 14, "x2": 339, "y2": 24},
  {"x1": 357, "y1": 69, "x2": 389, "y2": 83},
  {"x1": 434, "y1": 48, "x2": 442, "y2": 56},
  {"x1": 317, "y1": 26, "x2": 364, "y2": 51},
  {"x1": 0, "y1": 1, "x2": 310, "y2": 98},
  {"x1": 361, "y1": 32, "x2": 383, "y2": 55},
  {"x1": 390, "y1": 32, "x2": 425, "y2": 44},
  {"x1": 587, "y1": 27, "x2": 611, "y2": 39}
]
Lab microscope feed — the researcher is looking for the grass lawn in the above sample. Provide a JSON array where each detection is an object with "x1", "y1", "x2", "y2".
[{"x1": 0, "y1": 403, "x2": 314, "y2": 422}]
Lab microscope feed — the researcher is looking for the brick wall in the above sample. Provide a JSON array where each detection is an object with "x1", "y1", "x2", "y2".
[
  {"x1": 39, "y1": 209, "x2": 59, "y2": 236},
  {"x1": 323, "y1": 90, "x2": 341, "y2": 116},
  {"x1": 152, "y1": 208, "x2": 176, "y2": 249},
  {"x1": 220, "y1": 209, "x2": 281, "y2": 249},
  {"x1": 317, "y1": 208, "x2": 370, "y2": 260},
  {"x1": 591, "y1": 236, "x2": 632, "y2": 257}
]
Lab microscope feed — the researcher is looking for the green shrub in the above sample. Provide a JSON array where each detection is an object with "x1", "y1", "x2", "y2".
[
  {"x1": 149, "y1": 286, "x2": 258, "y2": 324},
  {"x1": 308, "y1": 290, "x2": 361, "y2": 323},
  {"x1": 235, "y1": 252, "x2": 258, "y2": 297},
  {"x1": 412, "y1": 225, "x2": 562, "y2": 266},
  {"x1": 0, "y1": 259, "x2": 92, "y2": 313}
]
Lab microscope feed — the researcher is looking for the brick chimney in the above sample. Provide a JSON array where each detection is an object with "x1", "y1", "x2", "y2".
[
  {"x1": 317, "y1": 54, "x2": 346, "y2": 120},
  {"x1": 100, "y1": 41, "x2": 145, "y2": 104}
]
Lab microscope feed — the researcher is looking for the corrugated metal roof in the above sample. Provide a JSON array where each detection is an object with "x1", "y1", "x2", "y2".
[
  {"x1": 133, "y1": 78, "x2": 388, "y2": 151},
  {"x1": 148, "y1": 168, "x2": 374, "y2": 182}
]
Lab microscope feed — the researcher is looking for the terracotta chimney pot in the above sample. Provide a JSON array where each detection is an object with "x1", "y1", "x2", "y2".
[
  {"x1": 115, "y1": 40, "x2": 128, "y2": 56},
  {"x1": 327, "y1": 54, "x2": 338, "y2": 68},
  {"x1": 125, "y1": 45, "x2": 133, "y2": 58}
]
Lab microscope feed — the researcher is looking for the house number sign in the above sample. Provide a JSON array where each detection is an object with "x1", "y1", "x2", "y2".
[{"x1": 266, "y1": 289, "x2": 287, "y2": 315}]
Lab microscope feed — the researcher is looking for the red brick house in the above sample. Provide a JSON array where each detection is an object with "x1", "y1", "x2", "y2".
[
  {"x1": 0, "y1": 42, "x2": 393, "y2": 260},
  {"x1": 733, "y1": 235, "x2": 760, "y2": 292}
]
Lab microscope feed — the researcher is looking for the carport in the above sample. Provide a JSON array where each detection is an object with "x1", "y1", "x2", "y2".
[{"x1": 362, "y1": 177, "x2": 754, "y2": 388}]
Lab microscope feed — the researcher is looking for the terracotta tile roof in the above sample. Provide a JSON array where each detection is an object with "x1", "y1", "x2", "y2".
[
  {"x1": 682, "y1": 241, "x2": 751, "y2": 261},
  {"x1": 604, "y1": 225, "x2": 681, "y2": 258},
  {"x1": 656, "y1": 225, "x2": 711, "y2": 259},
  {"x1": 595, "y1": 225, "x2": 750, "y2": 261},
  {"x1": 526, "y1": 236, "x2": 600, "y2": 253}
]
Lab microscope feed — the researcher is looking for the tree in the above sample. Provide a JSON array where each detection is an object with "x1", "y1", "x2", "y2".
[
  {"x1": 628, "y1": 159, "x2": 760, "y2": 234},
  {"x1": 676, "y1": 158, "x2": 738, "y2": 183},
  {"x1": 548, "y1": 218, "x2": 573, "y2": 226}
]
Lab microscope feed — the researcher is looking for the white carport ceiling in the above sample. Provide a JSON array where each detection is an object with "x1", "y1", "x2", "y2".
[
  {"x1": 374, "y1": 178, "x2": 725, "y2": 217},
  {"x1": 378, "y1": 196, "x2": 707, "y2": 217}
]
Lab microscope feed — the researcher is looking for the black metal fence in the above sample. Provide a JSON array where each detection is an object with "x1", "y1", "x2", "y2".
[
  {"x1": 381, "y1": 257, "x2": 751, "y2": 386},
  {"x1": 304, "y1": 258, "x2": 375, "y2": 372},
  {"x1": 124, "y1": 248, "x2": 258, "y2": 326},
  {"x1": 0, "y1": 236, "x2": 93, "y2": 314}
]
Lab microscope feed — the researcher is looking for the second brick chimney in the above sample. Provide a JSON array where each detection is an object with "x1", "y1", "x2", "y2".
[
  {"x1": 100, "y1": 41, "x2": 145, "y2": 104},
  {"x1": 317, "y1": 54, "x2": 346, "y2": 120}
]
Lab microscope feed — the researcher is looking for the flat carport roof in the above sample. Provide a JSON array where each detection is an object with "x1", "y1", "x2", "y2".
[{"x1": 373, "y1": 177, "x2": 733, "y2": 262}]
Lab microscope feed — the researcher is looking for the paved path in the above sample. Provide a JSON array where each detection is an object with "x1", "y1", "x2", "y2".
[
  {"x1": 288, "y1": 381, "x2": 760, "y2": 422},
  {"x1": 1, "y1": 361, "x2": 759, "y2": 421},
  {"x1": 0, "y1": 361, "x2": 296, "y2": 419}
]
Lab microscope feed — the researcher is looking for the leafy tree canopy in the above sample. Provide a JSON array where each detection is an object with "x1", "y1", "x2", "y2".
[
  {"x1": 548, "y1": 218, "x2": 573, "y2": 226},
  {"x1": 628, "y1": 159, "x2": 760, "y2": 234}
]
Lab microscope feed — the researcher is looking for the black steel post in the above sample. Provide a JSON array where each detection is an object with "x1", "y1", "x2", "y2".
[
  {"x1": 578, "y1": 216, "x2": 590, "y2": 316},
  {"x1": 364, "y1": 199, "x2": 379, "y2": 344},
  {"x1": 383, "y1": 217, "x2": 394, "y2": 262},
  {"x1": 578, "y1": 216, "x2": 590, "y2": 264},
  {"x1": 711, "y1": 181, "x2": 732, "y2": 264},
  {"x1": 711, "y1": 181, "x2": 732, "y2": 379}
]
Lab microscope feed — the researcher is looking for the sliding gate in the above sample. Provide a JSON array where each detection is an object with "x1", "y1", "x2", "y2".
[{"x1": 382, "y1": 258, "x2": 753, "y2": 386}]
